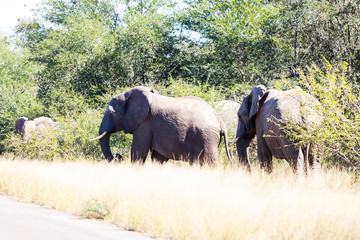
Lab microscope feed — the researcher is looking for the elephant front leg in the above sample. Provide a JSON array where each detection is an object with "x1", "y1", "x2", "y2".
[
  {"x1": 236, "y1": 138, "x2": 252, "y2": 171},
  {"x1": 131, "y1": 128, "x2": 152, "y2": 163},
  {"x1": 131, "y1": 145, "x2": 150, "y2": 163}
]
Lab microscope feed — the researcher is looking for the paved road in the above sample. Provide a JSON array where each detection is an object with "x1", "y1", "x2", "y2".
[{"x1": 0, "y1": 195, "x2": 154, "y2": 240}]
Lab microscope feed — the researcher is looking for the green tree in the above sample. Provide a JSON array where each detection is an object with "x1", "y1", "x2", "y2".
[
  {"x1": 180, "y1": 0, "x2": 282, "y2": 85},
  {"x1": 17, "y1": 0, "x2": 180, "y2": 110},
  {"x1": 0, "y1": 37, "x2": 44, "y2": 152},
  {"x1": 283, "y1": 61, "x2": 360, "y2": 170},
  {"x1": 274, "y1": 0, "x2": 360, "y2": 79}
]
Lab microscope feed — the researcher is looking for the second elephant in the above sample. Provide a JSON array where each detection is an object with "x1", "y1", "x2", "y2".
[
  {"x1": 91, "y1": 86, "x2": 231, "y2": 165},
  {"x1": 15, "y1": 116, "x2": 55, "y2": 139},
  {"x1": 234, "y1": 85, "x2": 321, "y2": 173}
]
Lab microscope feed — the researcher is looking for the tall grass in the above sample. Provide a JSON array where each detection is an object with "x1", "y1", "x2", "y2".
[{"x1": 0, "y1": 157, "x2": 359, "y2": 239}]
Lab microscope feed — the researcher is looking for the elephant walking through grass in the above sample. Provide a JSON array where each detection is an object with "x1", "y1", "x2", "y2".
[
  {"x1": 233, "y1": 85, "x2": 321, "y2": 174},
  {"x1": 15, "y1": 117, "x2": 55, "y2": 140},
  {"x1": 91, "y1": 86, "x2": 232, "y2": 165}
]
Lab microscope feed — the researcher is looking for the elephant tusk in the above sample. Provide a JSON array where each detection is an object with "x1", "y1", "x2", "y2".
[
  {"x1": 89, "y1": 131, "x2": 109, "y2": 141},
  {"x1": 229, "y1": 136, "x2": 240, "y2": 146}
]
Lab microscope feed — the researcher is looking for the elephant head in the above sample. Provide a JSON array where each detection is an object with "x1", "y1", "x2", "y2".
[
  {"x1": 235, "y1": 85, "x2": 266, "y2": 165},
  {"x1": 15, "y1": 117, "x2": 28, "y2": 135},
  {"x1": 90, "y1": 86, "x2": 156, "y2": 162}
]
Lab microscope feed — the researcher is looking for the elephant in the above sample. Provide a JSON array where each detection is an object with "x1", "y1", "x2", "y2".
[
  {"x1": 90, "y1": 86, "x2": 232, "y2": 165},
  {"x1": 15, "y1": 116, "x2": 55, "y2": 139},
  {"x1": 233, "y1": 85, "x2": 321, "y2": 174}
]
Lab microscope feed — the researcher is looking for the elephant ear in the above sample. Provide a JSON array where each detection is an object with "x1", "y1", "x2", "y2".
[
  {"x1": 15, "y1": 117, "x2": 28, "y2": 135},
  {"x1": 239, "y1": 85, "x2": 267, "y2": 122},
  {"x1": 249, "y1": 85, "x2": 266, "y2": 119},
  {"x1": 122, "y1": 87, "x2": 152, "y2": 133}
]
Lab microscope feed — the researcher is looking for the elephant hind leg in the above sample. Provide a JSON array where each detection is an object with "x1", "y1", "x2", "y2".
[
  {"x1": 291, "y1": 146, "x2": 305, "y2": 175},
  {"x1": 258, "y1": 139, "x2": 273, "y2": 173},
  {"x1": 189, "y1": 149, "x2": 218, "y2": 167},
  {"x1": 151, "y1": 151, "x2": 169, "y2": 164},
  {"x1": 305, "y1": 144, "x2": 321, "y2": 175},
  {"x1": 201, "y1": 150, "x2": 219, "y2": 167}
]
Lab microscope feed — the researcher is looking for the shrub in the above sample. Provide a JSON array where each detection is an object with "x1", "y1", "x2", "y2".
[
  {"x1": 0, "y1": 37, "x2": 44, "y2": 153},
  {"x1": 286, "y1": 61, "x2": 360, "y2": 170},
  {"x1": 154, "y1": 78, "x2": 225, "y2": 107},
  {"x1": 4, "y1": 108, "x2": 132, "y2": 160}
]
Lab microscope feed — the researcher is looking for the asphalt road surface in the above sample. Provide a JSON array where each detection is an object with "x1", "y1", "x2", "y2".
[{"x1": 0, "y1": 195, "x2": 154, "y2": 240}]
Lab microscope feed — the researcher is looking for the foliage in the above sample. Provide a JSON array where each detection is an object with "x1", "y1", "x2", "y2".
[
  {"x1": 284, "y1": 61, "x2": 360, "y2": 170},
  {"x1": 32, "y1": 15, "x2": 119, "y2": 108},
  {"x1": 179, "y1": 0, "x2": 360, "y2": 84},
  {"x1": 272, "y1": 0, "x2": 360, "y2": 79},
  {"x1": 0, "y1": 37, "x2": 44, "y2": 153},
  {"x1": 13, "y1": 0, "x2": 360, "y2": 90},
  {"x1": 154, "y1": 77, "x2": 225, "y2": 106},
  {"x1": 4, "y1": 109, "x2": 108, "y2": 160},
  {"x1": 301, "y1": 62, "x2": 360, "y2": 169},
  {"x1": 180, "y1": 0, "x2": 281, "y2": 85},
  {"x1": 17, "y1": 0, "x2": 180, "y2": 109}
]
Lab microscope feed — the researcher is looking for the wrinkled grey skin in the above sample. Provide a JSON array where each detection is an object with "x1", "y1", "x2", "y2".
[
  {"x1": 95, "y1": 86, "x2": 231, "y2": 165},
  {"x1": 15, "y1": 117, "x2": 55, "y2": 139},
  {"x1": 236, "y1": 85, "x2": 321, "y2": 173}
]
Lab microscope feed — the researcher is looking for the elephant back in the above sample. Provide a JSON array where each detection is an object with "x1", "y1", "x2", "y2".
[
  {"x1": 24, "y1": 120, "x2": 37, "y2": 137},
  {"x1": 34, "y1": 117, "x2": 55, "y2": 129},
  {"x1": 274, "y1": 88, "x2": 321, "y2": 127}
]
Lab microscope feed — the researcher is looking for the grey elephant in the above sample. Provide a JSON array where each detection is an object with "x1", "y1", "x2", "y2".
[
  {"x1": 233, "y1": 85, "x2": 321, "y2": 173},
  {"x1": 15, "y1": 116, "x2": 55, "y2": 139},
  {"x1": 90, "y1": 86, "x2": 232, "y2": 165}
]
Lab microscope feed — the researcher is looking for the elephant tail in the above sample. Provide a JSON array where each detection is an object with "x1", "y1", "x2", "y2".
[
  {"x1": 305, "y1": 143, "x2": 310, "y2": 175},
  {"x1": 221, "y1": 129, "x2": 235, "y2": 167}
]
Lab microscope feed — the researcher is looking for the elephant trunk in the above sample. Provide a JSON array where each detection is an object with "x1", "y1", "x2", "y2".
[
  {"x1": 98, "y1": 114, "x2": 115, "y2": 162},
  {"x1": 99, "y1": 133, "x2": 113, "y2": 162},
  {"x1": 236, "y1": 138, "x2": 251, "y2": 171}
]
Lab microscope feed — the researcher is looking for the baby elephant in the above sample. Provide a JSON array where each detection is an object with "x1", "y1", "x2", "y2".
[{"x1": 15, "y1": 116, "x2": 55, "y2": 139}]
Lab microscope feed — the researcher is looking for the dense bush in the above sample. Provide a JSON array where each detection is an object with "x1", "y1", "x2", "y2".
[
  {"x1": 0, "y1": 37, "x2": 44, "y2": 153},
  {"x1": 283, "y1": 61, "x2": 360, "y2": 170},
  {"x1": 4, "y1": 109, "x2": 131, "y2": 160}
]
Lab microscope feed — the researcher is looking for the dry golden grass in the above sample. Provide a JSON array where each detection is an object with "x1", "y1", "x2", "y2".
[{"x1": 0, "y1": 156, "x2": 359, "y2": 239}]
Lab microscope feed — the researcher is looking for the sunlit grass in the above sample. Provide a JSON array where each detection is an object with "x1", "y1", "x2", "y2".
[{"x1": 0, "y1": 156, "x2": 359, "y2": 239}]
